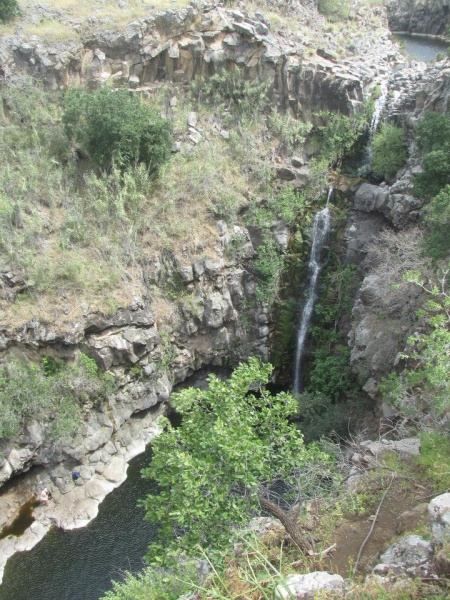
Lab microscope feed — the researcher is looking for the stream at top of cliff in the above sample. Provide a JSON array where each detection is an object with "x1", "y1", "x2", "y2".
[
  {"x1": 0, "y1": 446, "x2": 157, "y2": 600},
  {"x1": 395, "y1": 33, "x2": 449, "y2": 61}
]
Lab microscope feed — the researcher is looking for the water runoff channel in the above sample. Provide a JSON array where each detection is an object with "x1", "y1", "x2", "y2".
[{"x1": 0, "y1": 34, "x2": 447, "y2": 600}]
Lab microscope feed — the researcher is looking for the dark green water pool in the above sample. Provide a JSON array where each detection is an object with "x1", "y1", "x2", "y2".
[
  {"x1": 395, "y1": 33, "x2": 449, "y2": 61},
  {"x1": 0, "y1": 447, "x2": 158, "y2": 600}
]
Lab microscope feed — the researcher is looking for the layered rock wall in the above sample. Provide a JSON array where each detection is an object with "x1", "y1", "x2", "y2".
[
  {"x1": 0, "y1": 3, "x2": 397, "y2": 118},
  {"x1": 385, "y1": 0, "x2": 450, "y2": 35}
]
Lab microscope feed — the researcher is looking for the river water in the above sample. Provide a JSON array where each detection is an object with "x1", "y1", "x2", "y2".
[
  {"x1": 0, "y1": 447, "x2": 158, "y2": 600},
  {"x1": 395, "y1": 33, "x2": 449, "y2": 61}
]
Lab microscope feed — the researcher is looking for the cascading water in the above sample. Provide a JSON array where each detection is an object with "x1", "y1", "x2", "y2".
[
  {"x1": 293, "y1": 190, "x2": 332, "y2": 395},
  {"x1": 370, "y1": 80, "x2": 388, "y2": 137}
]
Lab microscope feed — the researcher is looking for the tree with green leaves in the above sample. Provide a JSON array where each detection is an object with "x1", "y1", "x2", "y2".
[
  {"x1": 141, "y1": 358, "x2": 333, "y2": 564},
  {"x1": 62, "y1": 87, "x2": 172, "y2": 173},
  {"x1": 371, "y1": 123, "x2": 407, "y2": 178},
  {"x1": 0, "y1": 0, "x2": 21, "y2": 22},
  {"x1": 413, "y1": 111, "x2": 450, "y2": 198}
]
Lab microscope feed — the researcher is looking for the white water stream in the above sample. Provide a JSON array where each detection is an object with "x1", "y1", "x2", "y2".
[{"x1": 293, "y1": 190, "x2": 332, "y2": 395}]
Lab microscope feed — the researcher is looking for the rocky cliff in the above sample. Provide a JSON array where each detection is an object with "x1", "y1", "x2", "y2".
[{"x1": 385, "y1": 0, "x2": 450, "y2": 35}]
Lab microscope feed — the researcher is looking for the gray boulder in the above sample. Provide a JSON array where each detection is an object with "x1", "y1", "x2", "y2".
[
  {"x1": 274, "y1": 571, "x2": 345, "y2": 599},
  {"x1": 373, "y1": 535, "x2": 433, "y2": 577},
  {"x1": 428, "y1": 493, "x2": 450, "y2": 544}
]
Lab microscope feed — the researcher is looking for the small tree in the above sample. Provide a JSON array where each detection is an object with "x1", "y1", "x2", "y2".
[
  {"x1": 318, "y1": 0, "x2": 350, "y2": 21},
  {"x1": 62, "y1": 87, "x2": 172, "y2": 173},
  {"x1": 0, "y1": 0, "x2": 21, "y2": 23},
  {"x1": 141, "y1": 358, "x2": 333, "y2": 564},
  {"x1": 371, "y1": 123, "x2": 407, "y2": 178}
]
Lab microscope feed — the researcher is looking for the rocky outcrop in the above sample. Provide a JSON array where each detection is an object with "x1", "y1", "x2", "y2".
[
  {"x1": 0, "y1": 219, "x2": 268, "y2": 486},
  {"x1": 385, "y1": 0, "x2": 450, "y2": 35},
  {"x1": 373, "y1": 535, "x2": 434, "y2": 577},
  {"x1": 0, "y1": 2, "x2": 399, "y2": 118},
  {"x1": 274, "y1": 571, "x2": 345, "y2": 599}
]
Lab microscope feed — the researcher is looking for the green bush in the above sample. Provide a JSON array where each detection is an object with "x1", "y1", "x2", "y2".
[
  {"x1": 379, "y1": 270, "x2": 450, "y2": 425},
  {"x1": 318, "y1": 0, "x2": 350, "y2": 21},
  {"x1": 0, "y1": 354, "x2": 115, "y2": 441},
  {"x1": 413, "y1": 111, "x2": 450, "y2": 198},
  {"x1": 423, "y1": 185, "x2": 450, "y2": 260},
  {"x1": 190, "y1": 69, "x2": 270, "y2": 117},
  {"x1": 0, "y1": 0, "x2": 21, "y2": 22},
  {"x1": 371, "y1": 123, "x2": 407, "y2": 177},
  {"x1": 62, "y1": 87, "x2": 172, "y2": 172}
]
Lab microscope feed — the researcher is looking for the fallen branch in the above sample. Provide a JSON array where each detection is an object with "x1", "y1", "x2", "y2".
[{"x1": 354, "y1": 475, "x2": 395, "y2": 573}]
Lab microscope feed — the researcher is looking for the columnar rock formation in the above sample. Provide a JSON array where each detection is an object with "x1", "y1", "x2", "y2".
[
  {"x1": 385, "y1": 0, "x2": 450, "y2": 35},
  {"x1": 0, "y1": 3, "x2": 398, "y2": 117}
]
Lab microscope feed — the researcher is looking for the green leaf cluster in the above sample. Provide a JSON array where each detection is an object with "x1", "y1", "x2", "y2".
[
  {"x1": 371, "y1": 123, "x2": 407, "y2": 178},
  {"x1": 379, "y1": 270, "x2": 450, "y2": 423},
  {"x1": 0, "y1": 354, "x2": 115, "y2": 441},
  {"x1": 413, "y1": 111, "x2": 450, "y2": 199},
  {"x1": 0, "y1": 0, "x2": 21, "y2": 22},
  {"x1": 318, "y1": 0, "x2": 350, "y2": 21},
  {"x1": 62, "y1": 87, "x2": 172, "y2": 172},
  {"x1": 190, "y1": 69, "x2": 271, "y2": 117},
  {"x1": 423, "y1": 185, "x2": 450, "y2": 260},
  {"x1": 140, "y1": 358, "x2": 330, "y2": 564},
  {"x1": 314, "y1": 111, "x2": 367, "y2": 167}
]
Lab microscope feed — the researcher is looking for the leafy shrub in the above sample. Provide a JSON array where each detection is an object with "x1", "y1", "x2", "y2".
[
  {"x1": 102, "y1": 564, "x2": 195, "y2": 600},
  {"x1": 423, "y1": 185, "x2": 450, "y2": 260},
  {"x1": 371, "y1": 123, "x2": 407, "y2": 177},
  {"x1": 190, "y1": 69, "x2": 270, "y2": 117},
  {"x1": 379, "y1": 270, "x2": 450, "y2": 425},
  {"x1": 62, "y1": 87, "x2": 172, "y2": 172},
  {"x1": 141, "y1": 358, "x2": 333, "y2": 564},
  {"x1": 0, "y1": 354, "x2": 115, "y2": 441},
  {"x1": 0, "y1": 0, "x2": 21, "y2": 22},
  {"x1": 315, "y1": 111, "x2": 366, "y2": 166},
  {"x1": 318, "y1": 0, "x2": 350, "y2": 21},
  {"x1": 268, "y1": 109, "x2": 312, "y2": 152},
  {"x1": 413, "y1": 111, "x2": 450, "y2": 198}
]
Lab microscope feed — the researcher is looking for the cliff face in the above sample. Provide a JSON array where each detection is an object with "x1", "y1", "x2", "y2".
[
  {"x1": 0, "y1": 3, "x2": 397, "y2": 116},
  {"x1": 347, "y1": 56, "x2": 450, "y2": 410},
  {"x1": 0, "y1": 0, "x2": 439, "y2": 578},
  {"x1": 385, "y1": 0, "x2": 450, "y2": 35},
  {"x1": 0, "y1": 1, "x2": 401, "y2": 491}
]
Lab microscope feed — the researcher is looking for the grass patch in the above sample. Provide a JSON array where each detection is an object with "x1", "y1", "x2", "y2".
[{"x1": 22, "y1": 20, "x2": 78, "y2": 42}]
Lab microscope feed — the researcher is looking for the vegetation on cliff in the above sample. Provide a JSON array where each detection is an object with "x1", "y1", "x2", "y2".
[{"x1": 141, "y1": 358, "x2": 334, "y2": 564}]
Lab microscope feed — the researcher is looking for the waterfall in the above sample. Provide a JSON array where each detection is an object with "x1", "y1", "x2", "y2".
[
  {"x1": 370, "y1": 81, "x2": 388, "y2": 137},
  {"x1": 293, "y1": 190, "x2": 332, "y2": 395}
]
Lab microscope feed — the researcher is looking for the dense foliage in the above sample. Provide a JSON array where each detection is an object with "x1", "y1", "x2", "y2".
[
  {"x1": 0, "y1": 0, "x2": 20, "y2": 22},
  {"x1": 371, "y1": 123, "x2": 407, "y2": 178},
  {"x1": 423, "y1": 185, "x2": 450, "y2": 261},
  {"x1": 0, "y1": 354, "x2": 115, "y2": 441},
  {"x1": 190, "y1": 68, "x2": 271, "y2": 117},
  {"x1": 63, "y1": 87, "x2": 172, "y2": 172},
  {"x1": 141, "y1": 358, "x2": 332, "y2": 564},
  {"x1": 380, "y1": 270, "x2": 449, "y2": 425},
  {"x1": 413, "y1": 111, "x2": 450, "y2": 198},
  {"x1": 318, "y1": 0, "x2": 350, "y2": 21}
]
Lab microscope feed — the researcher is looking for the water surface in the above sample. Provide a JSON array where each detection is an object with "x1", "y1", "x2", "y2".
[
  {"x1": 395, "y1": 34, "x2": 449, "y2": 61},
  {"x1": 0, "y1": 447, "x2": 157, "y2": 600}
]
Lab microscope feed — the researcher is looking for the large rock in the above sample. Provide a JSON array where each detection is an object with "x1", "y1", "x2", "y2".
[
  {"x1": 373, "y1": 535, "x2": 433, "y2": 577},
  {"x1": 428, "y1": 493, "x2": 450, "y2": 544},
  {"x1": 274, "y1": 572, "x2": 345, "y2": 599},
  {"x1": 385, "y1": 0, "x2": 450, "y2": 35}
]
